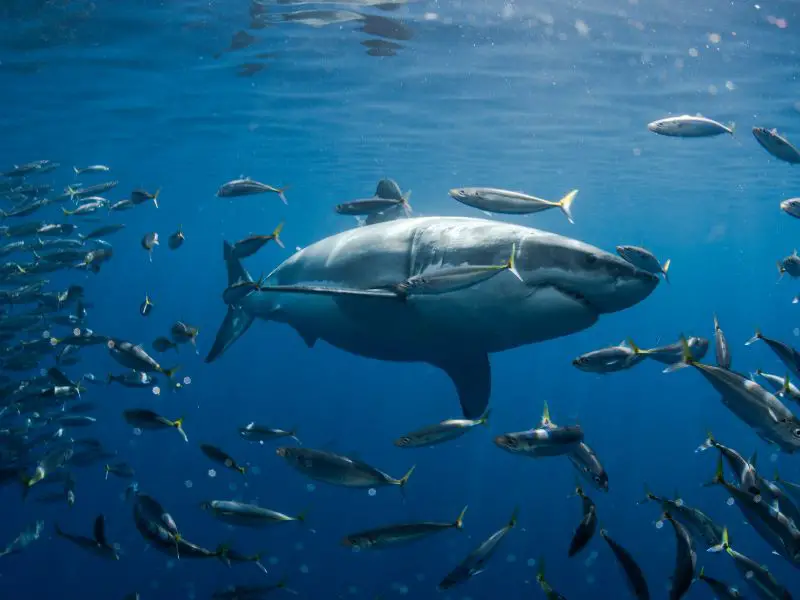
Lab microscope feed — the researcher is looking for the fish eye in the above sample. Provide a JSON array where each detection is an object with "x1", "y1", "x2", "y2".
[
  {"x1": 793, "y1": 428, "x2": 800, "y2": 438},
  {"x1": 585, "y1": 253, "x2": 598, "y2": 265},
  {"x1": 397, "y1": 437, "x2": 410, "y2": 446}
]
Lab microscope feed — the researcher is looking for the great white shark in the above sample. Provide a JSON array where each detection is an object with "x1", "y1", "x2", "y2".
[{"x1": 206, "y1": 216, "x2": 659, "y2": 418}]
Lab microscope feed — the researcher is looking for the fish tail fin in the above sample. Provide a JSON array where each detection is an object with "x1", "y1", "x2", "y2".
[
  {"x1": 172, "y1": 417, "x2": 189, "y2": 443},
  {"x1": 745, "y1": 329, "x2": 762, "y2": 346},
  {"x1": 707, "y1": 527, "x2": 730, "y2": 554},
  {"x1": 162, "y1": 365, "x2": 180, "y2": 379},
  {"x1": 662, "y1": 335, "x2": 693, "y2": 373},
  {"x1": 152, "y1": 188, "x2": 160, "y2": 208},
  {"x1": 704, "y1": 456, "x2": 725, "y2": 488},
  {"x1": 396, "y1": 464, "x2": 416, "y2": 488},
  {"x1": 541, "y1": 401, "x2": 552, "y2": 426},
  {"x1": 696, "y1": 431, "x2": 715, "y2": 453},
  {"x1": 506, "y1": 243, "x2": 523, "y2": 282},
  {"x1": 558, "y1": 189, "x2": 578, "y2": 224},
  {"x1": 636, "y1": 483, "x2": 655, "y2": 505},
  {"x1": 536, "y1": 557, "x2": 546, "y2": 585},
  {"x1": 61, "y1": 207, "x2": 71, "y2": 216},
  {"x1": 277, "y1": 185, "x2": 289, "y2": 205},
  {"x1": 777, "y1": 262, "x2": 785, "y2": 282},
  {"x1": 728, "y1": 122, "x2": 736, "y2": 135},
  {"x1": 477, "y1": 409, "x2": 491, "y2": 427},
  {"x1": 662, "y1": 258, "x2": 671, "y2": 283},
  {"x1": 104, "y1": 465, "x2": 110, "y2": 481},
  {"x1": 295, "y1": 507, "x2": 309, "y2": 523},
  {"x1": 237, "y1": 465, "x2": 246, "y2": 476},
  {"x1": 72, "y1": 166, "x2": 79, "y2": 175},
  {"x1": 508, "y1": 506, "x2": 519, "y2": 528},
  {"x1": 272, "y1": 222, "x2": 285, "y2": 249},
  {"x1": 402, "y1": 190, "x2": 413, "y2": 216},
  {"x1": 454, "y1": 505, "x2": 468, "y2": 529}
]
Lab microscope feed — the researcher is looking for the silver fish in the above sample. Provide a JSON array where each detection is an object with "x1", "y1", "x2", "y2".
[{"x1": 449, "y1": 187, "x2": 577, "y2": 222}]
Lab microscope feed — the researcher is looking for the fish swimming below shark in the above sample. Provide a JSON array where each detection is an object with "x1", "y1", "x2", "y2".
[{"x1": 205, "y1": 216, "x2": 659, "y2": 418}]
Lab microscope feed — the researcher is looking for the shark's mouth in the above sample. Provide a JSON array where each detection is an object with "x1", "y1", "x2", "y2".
[{"x1": 548, "y1": 284, "x2": 599, "y2": 317}]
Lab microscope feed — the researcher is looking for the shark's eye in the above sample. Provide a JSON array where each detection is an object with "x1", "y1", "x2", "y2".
[{"x1": 585, "y1": 253, "x2": 598, "y2": 265}]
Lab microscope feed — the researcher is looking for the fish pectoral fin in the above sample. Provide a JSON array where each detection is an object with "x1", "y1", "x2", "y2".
[
  {"x1": 290, "y1": 324, "x2": 318, "y2": 348},
  {"x1": 431, "y1": 353, "x2": 491, "y2": 420},
  {"x1": 205, "y1": 305, "x2": 255, "y2": 363},
  {"x1": 258, "y1": 284, "x2": 404, "y2": 300}
]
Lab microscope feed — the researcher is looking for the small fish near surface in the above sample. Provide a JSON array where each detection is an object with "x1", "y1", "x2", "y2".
[
  {"x1": 107, "y1": 371, "x2": 156, "y2": 388},
  {"x1": 713, "y1": 314, "x2": 731, "y2": 369},
  {"x1": 200, "y1": 500, "x2": 305, "y2": 527},
  {"x1": 168, "y1": 224, "x2": 185, "y2": 250},
  {"x1": 171, "y1": 321, "x2": 199, "y2": 352},
  {"x1": 438, "y1": 507, "x2": 517, "y2": 590},
  {"x1": 777, "y1": 250, "x2": 800, "y2": 280},
  {"x1": 342, "y1": 505, "x2": 467, "y2": 550},
  {"x1": 494, "y1": 402, "x2": 584, "y2": 458},
  {"x1": 388, "y1": 244, "x2": 522, "y2": 297},
  {"x1": 73, "y1": 165, "x2": 110, "y2": 175},
  {"x1": 130, "y1": 188, "x2": 160, "y2": 208},
  {"x1": 572, "y1": 340, "x2": 646, "y2": 374},
  {"x1": 239, "y1": 422, "x2": 299, "y2": 444},
  {"x1": 123, "y1": 409, "x2": 188, "y2": 442},
  {"x1": 217, "y1": 178, "x2": 288, "y2": 203},
  {"x1": 199, "y1": 444, "x2": 246, "y2": 475},
  {"x1": 669, "y1": 337, "x2": 800, "y2": 453},
  {"x1": 709, "y1": 528, "x2": 793, "y2": 599},
  {"x1": 109, "y1": 339, "x2": 178, "y2": 378},
  {"x1": 746, "y1": 329, "x2": 800, "y2": 379},
  {"x1": 568, "y1": 485, "x2": 597, "y2": 557},
  {"x1": 335, "y1": 193, "x2": 412, "y2": 218},
  {"x1": 616, "y1": 246, "x2": 670, "y2": 283},
  {"x1": 139, "y1": 294, "x2": 154, "y2": 317},
  {"x1": 752, "y1": 127, "x2": 800, "y2": 164},
  {"x1": 781, "y1": 197, "x2": 800, "y2": 219},
  {"x1": 449, "y1": 187, "x2": 578, "y2": 223},
  {"x1": 647, "y1": 114, "x2": 734, "y2": 137},
  {"x1": 659, "y1": 511, "x2": 695, "y2": 600},
  {"x1": 276, "y1": 447, "x2": 414, "y2": 490},
  {"x1": 141, "y1": 232, "x2": 158, "y2": 262},
  {"x1": 228, "y1": 222, "x2": 285, "y2": 260},
  {"x1": 394, "y1": 410, "x2": 490, "y2": 448},
  {"x1": 600, "y1": 529, "x2": 650, "y2": 600}
]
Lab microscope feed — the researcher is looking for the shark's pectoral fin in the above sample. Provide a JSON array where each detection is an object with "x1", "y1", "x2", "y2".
[
  {"x1": 205, "y1": 305, "x2": 255, "y2": 363},
  {"x1": 432, "y1": 353, "x2": 491, "y2": 419},
  {"x1": 290, "y1": 324, "x2": 318, "y2": 348}
]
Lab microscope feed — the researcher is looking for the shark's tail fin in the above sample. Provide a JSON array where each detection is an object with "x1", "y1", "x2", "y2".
[{"x1": 206, "y1": 242, "x2": 257, "y2": 363}]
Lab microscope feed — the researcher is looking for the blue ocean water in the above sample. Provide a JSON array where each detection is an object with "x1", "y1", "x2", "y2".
[{"x1": 1, "y1": 0, "x2": 800, "y2": 598}]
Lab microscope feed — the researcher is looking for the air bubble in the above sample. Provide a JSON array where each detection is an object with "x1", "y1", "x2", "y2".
[
  {"x1": 794, "y1": 328, "x2": 799, "y2": 337},
  {"x1": 527, "y1": 558, "x2": 537, "y2": 567},
  {"x1": 185, "y1": 480, "x2": 193, "y2": 489},
  {"x1": 745, "y1": 570, "x2": 754, "y2": 579},
  {"x1": 208, "y1": 469, "x2": 217, "y2": 478},
  {"x1": 675, "y1": 498, "x2": 684, "y2": 507},
  {"x1": 299, "y1": 564, "x2": 309, "y2": 574},
  {"x1": 152, "y1": 386, "x2": 161, "y2": 396},
  {"x1": 306, "y1": 483, "x2": 316, "y2": 492},
  {"x1": 399, "y1": 586, "x2": 408, "y2": 595},
  {"x1": 754, "y1": 494, "x2": 762, "y2": 504},
  {"x1": 655, "y1": 520, "x2": 664, "y2": 529},
  {"x1": 42, "y1": 331, "x2": 50, "y2": 339},
  {"x1": 183, "y1": 376, "x2": 192, "y2": 385},
  {"x1": 251, "y1": 466, "x2": 261, "y2": 475},
  {"x1": 133, "y1": 428, "x2": 142, "y2": 436},
  {"x1": 368, "y1": 488, "x2": 376, "y2": 497},
  {"x1": 74, "y1": 328, "x2": 81, "y2": 336},
  {"x1": 726, "y1": 497, "x2": 735, "y2": 506},
  {"x1": 770, "y1": 453, "x2": 778, "y2": 463}
]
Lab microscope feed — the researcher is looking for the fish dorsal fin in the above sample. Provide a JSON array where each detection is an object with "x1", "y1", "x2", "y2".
[
  {"x1": 93, "y1": 514, "x2": 108, "y2": 546},
  {"x1": 245, "y1": 422, "x2": 255, "y2": 430},
  {"x1": 750, "y1": 451, "x2": 758, "y2": 467}
]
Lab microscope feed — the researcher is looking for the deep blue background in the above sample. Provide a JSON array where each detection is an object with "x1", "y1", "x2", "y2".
[{"x1": 1, "y1": 0, "x2": 800, "y2": 598}]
